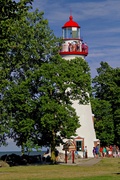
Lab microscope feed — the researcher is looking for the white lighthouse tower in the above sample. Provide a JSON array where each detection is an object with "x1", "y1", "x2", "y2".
[{"x1": 58, "y1": 15, "x2": 99, "y2": 157}]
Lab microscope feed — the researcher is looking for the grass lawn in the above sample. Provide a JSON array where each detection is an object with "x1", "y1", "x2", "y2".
[{"x1": 0, "y1": 158, "x2": 120, "y2": 180}]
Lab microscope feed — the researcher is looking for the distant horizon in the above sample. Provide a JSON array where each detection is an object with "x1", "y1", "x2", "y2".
[
  {"x1": 0, "y1": 150, "x2": 45, "y2": 152},
  {"x1": 0, "y1": 139, "x2": 47, "y2": 152},
  {"x1": 0, "y1": 145, "x2": 47, "y2": 152}
]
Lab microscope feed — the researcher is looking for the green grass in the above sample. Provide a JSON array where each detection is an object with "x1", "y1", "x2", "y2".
[{"x1": 0, "y1": 158, "x2": 120, "y2": 180}]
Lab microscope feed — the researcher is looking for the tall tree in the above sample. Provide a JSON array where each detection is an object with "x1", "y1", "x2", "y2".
[
  {"x1": 31, "y1": 56, "x2": 91, "y2": 162},
  {"x1": 1, "y1": 8, "x2": 59, "y2": 151},
  {"x1": 0, "y1": 0, "x2": 33, "y2": 146},
  {"x1": 91, "y1": 98, "x2": 114, "y2": 145},
  {"x1": 92, "y1": 61, "x2": 120, "y2": 146},
  {"x1": 1, "y1": 3, "x2": 92, "y2": 163}
]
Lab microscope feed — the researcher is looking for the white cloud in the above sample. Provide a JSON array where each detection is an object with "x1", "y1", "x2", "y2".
[{"x1": 33, "y1": 0, "x2": 120, "y2": 22}]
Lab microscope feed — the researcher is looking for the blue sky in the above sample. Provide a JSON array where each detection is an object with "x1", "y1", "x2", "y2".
[{"x1": 1, "y1": 0, "x2": 120, "y2": 152}]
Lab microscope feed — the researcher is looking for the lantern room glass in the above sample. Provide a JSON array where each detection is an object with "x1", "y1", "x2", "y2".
[{"x1": 63, "y1": 27, "x2": 80, "y2": 39}]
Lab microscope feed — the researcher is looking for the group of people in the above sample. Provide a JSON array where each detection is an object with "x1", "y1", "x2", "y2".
[
  {"x1": 68, "y1": 41, "x2": 80, "y2": 52},
  {"x1": 93, "y1": 145, "x2": 120, "y2": 158},
  {"x1": 68, "y1": 41, "x2": 87, "y2": 52}
]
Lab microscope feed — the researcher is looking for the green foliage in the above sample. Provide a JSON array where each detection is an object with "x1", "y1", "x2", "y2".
[
  {"x1": 0, "y1": 0, "x2": 33, "y2": 146},
  {"x1": 91, "y1": 98, "x2": 114, "y2": 145},
  {"x1": 92, "y1": 61, "x2": 120, "y2": 146},
  {"x1": 1, "y1": 7, "x2": 59, "y2": 150},
  {"x1": 0, "y1": 1, "x2": 91, "y2": 160},
  {"x1": 22, "y1": 139, "x2": 41, "y2": 155}
]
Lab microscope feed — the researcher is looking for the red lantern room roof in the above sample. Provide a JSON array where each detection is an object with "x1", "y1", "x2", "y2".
[{"x1": 62, "y1": 15, "x2": 80, "y2": 28}]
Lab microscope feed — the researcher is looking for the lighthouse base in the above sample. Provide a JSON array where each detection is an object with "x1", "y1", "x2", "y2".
[{"x1": 56, "y1": 100, "x2": 99, "y2": 157}]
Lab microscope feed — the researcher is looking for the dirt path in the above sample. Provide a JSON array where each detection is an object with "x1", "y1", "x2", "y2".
[{"x1": 59, "y1": 157, "x2": 102, "y2": 166}]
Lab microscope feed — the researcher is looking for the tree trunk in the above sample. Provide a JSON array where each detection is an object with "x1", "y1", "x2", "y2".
[
  {"x1": 21, "y1": 144, "x2": 24, "y2": 155},
  {"x1": 50, "y1": 130, "x2": 56, "y2": 164}
]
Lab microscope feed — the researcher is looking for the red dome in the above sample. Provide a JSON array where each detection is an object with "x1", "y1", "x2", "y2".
[{"x1": 62, "y1": 16, "x2": 80, "y2": 28}]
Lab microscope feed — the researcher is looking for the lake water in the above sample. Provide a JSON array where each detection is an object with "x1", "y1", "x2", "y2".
[{"x1": 0, "y1": 151, "x2": 46, "y2": 157}]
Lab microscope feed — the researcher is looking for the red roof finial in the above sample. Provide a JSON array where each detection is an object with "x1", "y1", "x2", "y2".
[{"x1": 69, "y1": 15, "x2": 73, "y2": 21}]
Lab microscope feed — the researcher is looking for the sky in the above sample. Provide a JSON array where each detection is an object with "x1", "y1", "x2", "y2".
[
  {"x1": 1, "y1": 0, "x2": 120, "y2": 152},
  {"x1": 32, "y1": 0, "x2": 120, "y2": 77}
]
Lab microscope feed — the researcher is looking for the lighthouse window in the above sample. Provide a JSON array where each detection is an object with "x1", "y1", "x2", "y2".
[
  {"x1": 64, "y1": 28, "x2": 72, "y2": 38},
  {"x1": 63, "y1": 28, "x2": 80, "y2": 39},
  {"x1": 76, "y1": 141, "x2": 82, "y2": 151},
  {"x1": 72, "y1": 27, "x2": 77, "y2": 38},
  {"x1": 72, "y1": 31, "x2": 77, "y2": 38}
]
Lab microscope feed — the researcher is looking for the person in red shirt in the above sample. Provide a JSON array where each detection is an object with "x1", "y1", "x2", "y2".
[{"x1": 99, "y1": 146, "x2": 103, "y2": 157}]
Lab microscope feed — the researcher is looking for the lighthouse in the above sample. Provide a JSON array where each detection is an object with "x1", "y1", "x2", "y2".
[
  {"x1": 58, "y1": 15, "x2": 99, "y2": 157},
  {"x1": 60, "y1": 15, "x2": 88, "y2": 59}
]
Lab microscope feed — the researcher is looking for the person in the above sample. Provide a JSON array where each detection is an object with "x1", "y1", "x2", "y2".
[
  {"x1": 116, "y1": 146, "x2": 120, "y2": 157},
  {"x1": 68, "y1": 42, "x2": 72, "y2": 52},
  {"x1": 72, "y1": 41, "x2": 76, "y2": 51},
  {"x1": 112, "y1": 145, "x2": 117, "y2": 158},
  {"x1": 99, "y1": 146, "x2": 103, "y2": 157},
  {"x1": 95, "y1": 144, "x2": 99, "y2": 158},
  {"x1": 75, "y1": 150, "x2": 79, "y2": 157},
  {"x1": 102, "y1": 146, "x2": 107, "y2": 157},
  {"x1": 92, "y1": 147, "x2": 96, "y2": 158},
  {"x1": 55, "y1": 148, "x2": 59, "y2": 162},
  {"x1": 76, "y1": 42, "x2": 80, "y2": 52},
  {"x1": 84, "y1": 146, "x2": 88, "y2": 158},
  {"x1": 107, "y1": 145, "x2": 112, "y2": 157},
  {"x1": 82, "y1": 43, "x2": 85, "y2": 52}
]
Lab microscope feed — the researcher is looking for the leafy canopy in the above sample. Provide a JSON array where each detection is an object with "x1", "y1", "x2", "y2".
[{"x1": 92, "y1": 61, "x2": 120, "y2": 146}]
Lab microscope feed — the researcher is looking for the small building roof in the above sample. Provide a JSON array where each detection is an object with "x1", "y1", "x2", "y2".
[{"x1": 62, "y1": 15, "x2": 80, "y2": 28}]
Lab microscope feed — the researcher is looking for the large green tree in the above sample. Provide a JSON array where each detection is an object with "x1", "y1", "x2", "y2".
[
  {"x1": 1, "y1": 8, "x2": 59, "y2": 151},
  {"x1": 92, "y1": 61, "x2": 120, "y2": 146},
  {"x1": 1, "y1": 2, "x2": 92, "y2": 163},
  {"x1": 30, "y1": 56, "x2": 91, "y2": 162},
  {"x1": 0, "y1": 0, "x2": 33, "y2": 146},
  {"x1": 91, "y1": 98, "x2": 114, "y2": 146}
]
